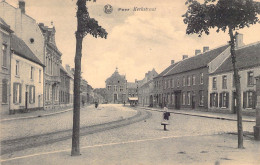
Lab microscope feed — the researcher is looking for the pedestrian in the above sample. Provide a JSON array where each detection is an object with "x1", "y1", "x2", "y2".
[{"x1": 161, "y1": 105, "x2": 170, "y2": 131}]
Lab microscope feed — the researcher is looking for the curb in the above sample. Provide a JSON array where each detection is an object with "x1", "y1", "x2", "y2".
[
  {"x1": 0, "y1": 108, "x2": 74, "y2": 122},
  {"x1": 140, "y1": 107, "x2": 255, "y2": 123}
]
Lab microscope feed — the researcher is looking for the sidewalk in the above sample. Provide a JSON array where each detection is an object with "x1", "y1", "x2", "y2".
[
  {"x1": 0, "y1": 105, "x2": 83, "y2": 122},
  {"x1": 1, "y1": 134, "x2": 259, "y2": 165},
  {"x1": 140, "y1": 106, "x2": 256, "y2": 122}
]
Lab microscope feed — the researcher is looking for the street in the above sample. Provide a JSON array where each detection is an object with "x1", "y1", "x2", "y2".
[{"x1": 1, "y1": 104, "x2": 259, "y2": 165}]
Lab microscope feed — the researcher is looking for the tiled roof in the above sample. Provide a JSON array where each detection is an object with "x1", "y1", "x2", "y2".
[
  {"x1": 11, "y1": 34, "x2": 44, "y2": 67},
  {"x1": 154, "y1": 62, "x2": 180, "y2": 79},
  {"x1": 127, "y1": 82, "x2": 137, "y2": 88},
  {"x1": 164, "y1": 44, "x2": 229, "y2": 76},
  {"x1": 211, "y1": 42, "x2": 260, "y2": 75}
]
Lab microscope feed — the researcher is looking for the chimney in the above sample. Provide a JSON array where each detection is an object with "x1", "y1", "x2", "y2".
[
  {"x1": 19, "y1": 0, "x2": 25, "y2": 14},
  {"x1": 203, "y1": 46, "x2": 209, "y2": 52},
  {"x1": 182, "y1": 55, "x2": 188, "y2": 60},
  {"x1": 65, "y1": 64, "x2": 70, "y2": 72},
  {"x1": 235, "y1": 33, "x2": 244, "y2": 48},
  {"x1": 171, "y1": 60, "x2": 175, "y2": 65},
  {"x1": 195, "y1": 49, "x2": 201, "y2": 55}
]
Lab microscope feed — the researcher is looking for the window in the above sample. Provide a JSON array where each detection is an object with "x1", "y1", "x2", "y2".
[
  {"x1": 171, "y1": 79, "x2": 174, "y2": 88},
  {"x1": 2, "y1": 79, "x2": 8, "y2": 103},
  {"x1": 15, "y1": 60, "x2": 19, "y2": 76},
  {"x1": 200, "y1": 73, "x2": 204, "y2": 84},
  {"x1": 120, "y1": 86, "x2": 123, "y2": 92},
  {"x1": 182, "y1": 92, "x2": 186, "y2": 105},
  {"x1": 30, "y1": 67, "x2": 34, "y2": 80},
  {"x1": 187, "y1": 76, "x2": 191, "y2": 86},
  {"x1": 39, "y1": 69, "x2": 41, "y2": 83},
  {"x1": 210, "y1": 93, "x2": 218, "y2": 107},
  {"x1": 168, "y1": 80, "x2": 171, "y2": 89},
  {"x1": 222, "y1": 75, "x2": 227, "y2": 89},
  {"x1": 13, "y1": 83, "x2": 22, "y2": 104},
  {"x1": 243, "y1": 91, "x2": 256, "y2": 109},
  {"x1": 114, "y1": 85, "x2": 117, "y2": 91},
  {"x1": 164, "y1": 80, "x2": 167, "y2": 89},
  {"x1": 107, "y1": 85, "x2": 111, "y2": 91},
  {"x1": 29, "y1": 85, "x2": 35, "y2": 104},
  {"x1": 192, "y1": 75, "x2": 196, "y2": 85},
  {"x1": 199, "y1": 90, "x2": 204, "y2": 106},
  {"x1": 187, "y1": 91, "x2": 191, "y2": 105},
  {"x1": 212, "y1": 77, "x2": 217, "y2": 89},
  {"x1": 2, "y1": 44, "x2": 7, "y2": 67},
  {"x1": 247, "y1": 71, "x2": 254, "y2": 86},
  {"x1": 219, "y1": 92, "x2": 229, "y2": 108},
  {"x1": 177, "y1": 78, "x2": 180, "y2": 87},
  {"x1": 182, "y1": 77, "x2": 186, "y2": 86}
]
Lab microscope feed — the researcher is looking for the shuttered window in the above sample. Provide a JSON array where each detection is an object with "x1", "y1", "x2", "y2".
[
  {"x1": 2, "y1": 79, "x2": 8, "y2": 103},
  {"x1": 219, "y1": 92, "x2": 229, "y2": 108},
  {"x1": 243, "y1": 91, "x2": 256, "y2": 109},
  {"x1": 13, "y1": 83, "x2": 22, "y2": 104},
  {"x1": 2, "y1": 44, "x2": 7, "y2": 67},
  {"x1": 29, "y1": 85, "x2": 35, "y2": 104}
]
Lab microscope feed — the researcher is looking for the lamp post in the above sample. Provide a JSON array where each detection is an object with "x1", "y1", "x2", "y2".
[{"x1": 254, "y1": 76, "x2": 260, "y2": 140}]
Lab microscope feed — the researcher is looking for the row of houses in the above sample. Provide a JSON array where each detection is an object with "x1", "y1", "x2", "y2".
[
  {"x1": 0, "y1": 0, "x2": 95, "y2": 115},
  {"x1": 138, "y1": 35, "x2": 259, "y2": 115}
]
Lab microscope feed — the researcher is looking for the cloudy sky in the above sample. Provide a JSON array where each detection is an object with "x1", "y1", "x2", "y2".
[{"x1": 5, "y1": 0, "x2": 260, "y2": 88}]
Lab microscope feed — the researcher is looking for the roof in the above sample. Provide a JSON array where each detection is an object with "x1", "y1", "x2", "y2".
[
  {"x1": 154, "y1": 62, "x2": 180, "y2": 79},
  {"x1": 164, "y1": 44, "x2": 229, "y2": 76},
  {"x1": 211, "y1": 42, "x2": 260, "y2": 75},
  {"x1": 106, "y1": 69, "x2": 126, "y2": 83},
  {"x1": 0, "y1": 17, "x2": 13, "y2": 33},
  {"x1": 127, "y1": 82, "x2": 138, "y2": 88},
  {"x1": 11, "y1": 34, "x2": 44, "y2": 67}
]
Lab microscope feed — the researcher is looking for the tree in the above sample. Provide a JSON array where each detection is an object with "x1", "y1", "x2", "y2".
[
  {"x1": 71, "y1": 0, "x2": 107, "y2": 156},
  {"x1": 183, "y1": 0, "x2": 260, "y2": 148}
]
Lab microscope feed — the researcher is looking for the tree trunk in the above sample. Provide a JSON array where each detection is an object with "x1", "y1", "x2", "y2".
[
  {"x1": 71, "y1": 33, "x2": 83, "y2": 156},
  {"x1": 229, "y1": 27, "x2": 244, "y2": 149}
]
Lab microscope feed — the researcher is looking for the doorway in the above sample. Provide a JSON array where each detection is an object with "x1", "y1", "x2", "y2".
[{"x1": 175, "y1": 91, "x2": 181, "y2": 109}]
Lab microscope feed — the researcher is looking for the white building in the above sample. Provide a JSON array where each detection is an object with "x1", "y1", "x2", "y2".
[
  {"x1": 208, "y1": 42, "x2": 260, "y2": 115},
  {"x1": 10, "y1": 34, "x2": 44, "y2": 113}
]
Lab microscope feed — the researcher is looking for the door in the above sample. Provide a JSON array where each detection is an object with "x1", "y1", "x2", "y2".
[
  {"x1": 114, "y1": 94, "x2": 117, "y2": 103},
  {"x1": 175, "y1": 91, "x2": 181, "y2": 109}
]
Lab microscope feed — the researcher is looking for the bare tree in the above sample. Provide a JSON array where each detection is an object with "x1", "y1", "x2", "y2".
[
  {"x1": 183, "y1": 0, "x2": 260, "y2": 148},
  {"x1": 72, "y1": 0, "x2": 107, "y2": 156}
]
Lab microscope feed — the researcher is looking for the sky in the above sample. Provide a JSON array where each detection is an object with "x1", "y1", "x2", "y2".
[{"x1": 4, "y1": 0, "x2": 260, "y2": 88}]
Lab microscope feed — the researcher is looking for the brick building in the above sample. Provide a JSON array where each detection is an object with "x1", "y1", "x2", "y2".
[
  {"x1": 209, "y1": 42, "x2": 260, "y2": 115},
  {"x1": 105, "y1": 68, "x2": 127, "y2": 103}
]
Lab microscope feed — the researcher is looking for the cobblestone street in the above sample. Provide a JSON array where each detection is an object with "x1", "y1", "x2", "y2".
[{"x1": 1, "y1": 104, "x2": 259, "y2": 164}]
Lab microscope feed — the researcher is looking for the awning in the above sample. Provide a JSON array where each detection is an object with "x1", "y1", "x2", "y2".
[{"x1": 128, "y1": 97, "x2": 138, "y2": 101}]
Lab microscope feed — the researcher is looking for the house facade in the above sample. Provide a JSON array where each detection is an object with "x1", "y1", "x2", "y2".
[
  {"x1": 105, "y1": 68, "x2": 127, "y2": 103},
  {"x1": 10, "y1": 34, "x2": 44, "y2": 113},
  {"x1": 59, "y1": 65, "x2": 71, "y2": 108},
  {"x1": 0, "y1": 18, "x2": 13, "y2": 114},
  {"x1": 39, "y1": 23, "x2": 62, "y2": 110},
  {"x1": 0, "y1": 1, "x2": 45, "y2": 63},
  {"x1": 208, "y1": 42, "x2": 260, "y2": 115},
  {"x1": 153, "y1": 61, "x2": 180, "y2": 108},
  {"x1": 137, "y1": 69, "x2": 158, "y2": 106}
]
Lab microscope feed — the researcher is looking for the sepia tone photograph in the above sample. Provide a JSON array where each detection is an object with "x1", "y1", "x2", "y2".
[{"x1": 0, "y1": 0, "x2": 260, "y2": 164}]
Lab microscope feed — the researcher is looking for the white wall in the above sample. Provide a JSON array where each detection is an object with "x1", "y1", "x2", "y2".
[
  {"x1": 10, "y1": 54, "x2": 44, "y2": 110},
  {"x1": 0, "y1": 2, "x2": 45, "y2": 63}
]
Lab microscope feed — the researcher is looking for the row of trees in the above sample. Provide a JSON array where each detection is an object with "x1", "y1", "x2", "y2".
[{"x1": 71, "y1": 0, "x2": 260, "y2": 156}]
